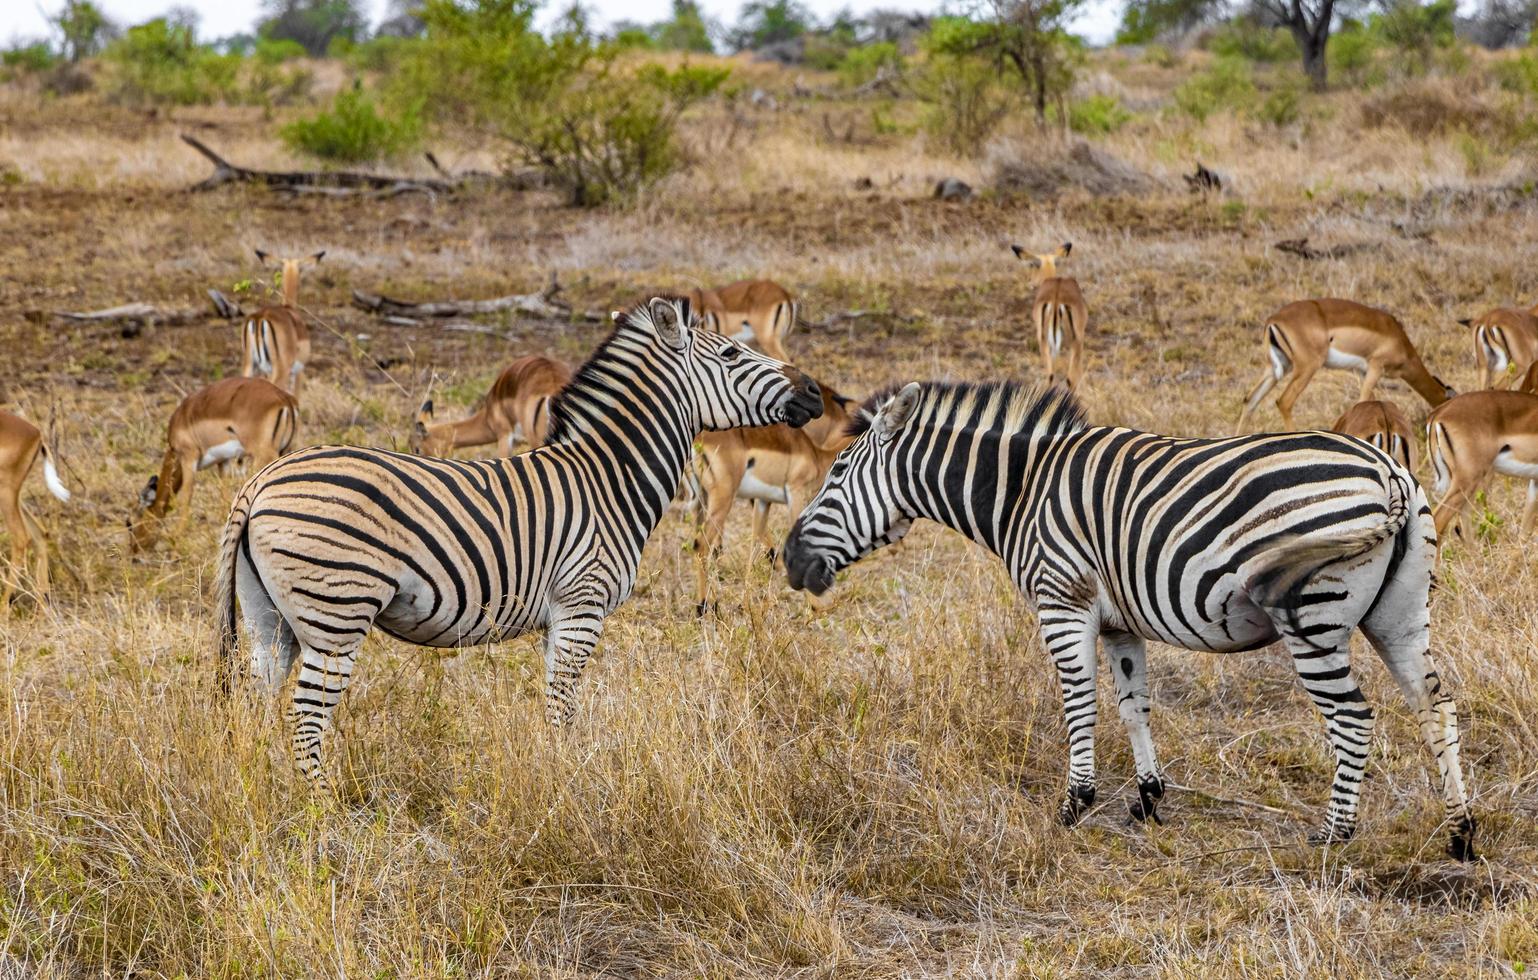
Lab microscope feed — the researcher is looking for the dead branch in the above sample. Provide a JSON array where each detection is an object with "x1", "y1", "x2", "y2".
[
  {"x1": 1274, "y1": 237, "x2": 1378, "y2": 261},
  {"x1": 181, "y1": 133, "x2": 455, "y2": 194},
  {"x1": 352, "y1": 272, "x2": 572, "y2": 321},
  {"x1": 208, "y1": 288, "x2": 243, "y2": 319}
]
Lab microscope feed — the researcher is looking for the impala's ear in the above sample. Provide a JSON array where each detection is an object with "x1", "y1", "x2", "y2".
[
  {"x1": 1057, "y1": 242, "x2": 1072, "y2": 258},
  {"x1": 875, "y1": 382, "x2": 923, "y2": 441},
  {"x1": 311, "y1": 250, "x2": 326, "y2": 263},
  {"x1": 418, "y1": 399, "x2": 433, "y2": 420},
  {"x1": 1009, "y1": 243, "x2": 1027, "y2": 260},
  {"x1": 1457, "y1": 317, "x2": 1472, "y2": 327},
  {"x1": 137, "y1": 475, "x2": 158, "y2": 510},
  {"x1": 254, "y1": 249, "x2": 271, "y2": 266},
  {"x1": 649, "y1": 297, "x2": 687, "y2": 349}
]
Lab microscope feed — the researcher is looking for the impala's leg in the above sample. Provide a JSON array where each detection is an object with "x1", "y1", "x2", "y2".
[
  {"x1": 0, "y1": 484, "x2": 26, "y2": 609},
  {"x1": 693, "y1": 456, "x2": 738, "y2": 616},
  {"x1": 1360, "y1": 520, "x2": 1475, "y2": 860},
  {"x1": 751, "y1": 500, "x2": 778, "y2": 560},
  {"x1": 1523, "y1": 480, "x2": 1538, "y2": 535},
  {"x1": 18, "y1": 505, "x2": 50, "y2": 608},
  {"x1": 239, "y1": 321, "x2": 255, "y2": 378},
  {"x1": 1276, "y1": 617, "x2": 1373, "y2": 845},
  {"x1": 1104, "y1": 630, "x2": 1163, "y2": 823},
  {"x1": 1068, "y1": 339, "x2": 1086, "y2": 392},
  {"x1": 1274, "y1": 362, "x2": 1320, "y2": 430},
  {"x1": 1039, "y1": 601, "x2": 1102, "y2": 826},
  {"x1": 1237, "y1": 367, "x2": 1283, "y2": 434},
  {"x1": 544, "y1": 606, "x2": 606, "y2": 726},
  {"x1": 1358, "y1": 364, "x2": 1383, "y2": 403},
  {"x1": 174, "y1": 454, "x2": 197, "y2": 540}
]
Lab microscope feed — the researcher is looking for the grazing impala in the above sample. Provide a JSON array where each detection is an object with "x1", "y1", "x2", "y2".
[
  {"x1": 684, "y1": 280, "x2": 797, "y2": 365},
  {"x1": 241, "y1": 249, "x2": 324, "y2": 396},
  {"x1": 1426, "y1": 390, "x2": 1538, "y2": 552},
  {"x1": 1236, "y1": 298, "x2": 1454, "y2": 433},
  {"x1": 692, "y1": 381, "x2": 860, "y2": 614},
  {"x1": 1012, "y1": 242, "x2": 1088, "y2": 390},
  {"x1": 412, "y1": 355, "x2": 572, "y2": 457},
  {"x1": 1, "y1": 410, "x2": 70, "y2": 608},
  {"x1": 129, "y1": 378, "x2": 299, "y2": 552},
  {"x1": 1460, "y1": 307, "x2": 1538, "y2": 390},
  {"x1": 1332, "y1": 399, "x2": 1416, "y2": 474}
]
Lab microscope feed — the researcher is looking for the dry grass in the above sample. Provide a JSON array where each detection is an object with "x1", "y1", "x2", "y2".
[{"x1": 3, "y1": 50, "x2": 1538, "y2": 977}]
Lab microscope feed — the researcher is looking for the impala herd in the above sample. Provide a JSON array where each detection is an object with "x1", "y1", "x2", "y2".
[{"x1": 2, "y1": 245, "x2": 1538, "y2": 610}]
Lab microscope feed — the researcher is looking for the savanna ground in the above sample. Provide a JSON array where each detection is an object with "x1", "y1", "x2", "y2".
[{"x1": 3, "y1": 46, "x2": 1538, "y2": 977}]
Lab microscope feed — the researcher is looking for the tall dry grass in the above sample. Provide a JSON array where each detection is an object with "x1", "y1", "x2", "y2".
[{"x1": 3, "y1": 49, "x2": 1538, "y2": 977}]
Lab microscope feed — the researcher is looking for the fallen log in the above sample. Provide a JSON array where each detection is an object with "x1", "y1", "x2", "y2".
[
  {"x1": 182, "y1": 133, "x2": 455, "y2": 194},
  {"x1": 351, "y1": 273, "x2": 573, "y2": 321},
  {"x1": 1274, "y1": 238, "x2": 1378, "y2": 261}
]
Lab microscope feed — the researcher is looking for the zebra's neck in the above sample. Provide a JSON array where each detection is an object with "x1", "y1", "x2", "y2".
[
  {"x1": 894, "y1": 426, "x2": 1059, "y2": 558},
  {"x1": 545, "y1": 327, "x2": 699, "y2": 539}
]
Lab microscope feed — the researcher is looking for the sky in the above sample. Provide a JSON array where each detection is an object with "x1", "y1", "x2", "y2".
[{"x1": 3, "y1": 0, "x2": 1124, "y2": 49}]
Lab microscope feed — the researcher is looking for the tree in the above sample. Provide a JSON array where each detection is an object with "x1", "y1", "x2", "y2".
[
  {"x1": 728, "y1": 0, "x2": 812, "y2": 50},
  {"x1": 1251, "y1": 0, "x2": 1336, "y2": 88},
  {"x1": 256, "y1": 0, "x2": 367, "y2": 56},
  {"x1": 926, "y1": 0, "x2": 1083, "y2": 126},
  {"x1": 50, "y1": 0, "x2": 113, "y2": 62},
  {"x1": 1116, "y1": 0, "x2": 1226, "y2": 43},
  {"x1": 653, "y1": 0, "x2": 714, "y2": 52}
]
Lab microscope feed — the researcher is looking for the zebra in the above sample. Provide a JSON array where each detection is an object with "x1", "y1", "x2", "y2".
[
  {"x1": 214, "y1": 297, "x2": 824, "y2": 787},
  {"x1": 783, "y1": 380, "x2": 1476, "y2": 860}
]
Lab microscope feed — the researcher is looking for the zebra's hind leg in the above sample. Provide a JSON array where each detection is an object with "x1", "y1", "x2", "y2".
[
  {"x1": 235, "y1": 546, "x2": 298, "y2": 692},
  {"x1": 1279, "y1": 623, "x2": 1374, "y2": 847},
  {"x1": 544, "y1": 607, "x2": 606, "y2": 726},
  {"x1": 288, "y1": 640, "x2": 362, "y2": 792},
  {"x1": 1360, "y1": 539, "x2": 1476, "y2": 860},
  {"x1": 1038, "y1": 603, "x2": 1101, "y2": 826},
  {"x1": 1104, "y1": 630, "x2": 1163, "y2": 823}
]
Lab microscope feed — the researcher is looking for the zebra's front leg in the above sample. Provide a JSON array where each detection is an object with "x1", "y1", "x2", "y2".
[
  {"x1": 1103, "y1": 630, "x2": 1164, "y2": 824},
  {"x1": 1039, "y1": 603, "x2": 1102, "y2": 826},
  {"x1": 1282, "y1": 633, "x2": 1374, "y2": 846},
  {"x1": 544, "y1": 608, "x2": 606, "y2": 726}
]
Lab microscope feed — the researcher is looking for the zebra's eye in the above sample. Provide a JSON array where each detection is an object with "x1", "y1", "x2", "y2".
[
  {"x1": 830, "y1": 461, "x2": 848, "y2": 479},
  {"x1": 720, "y1": 345, "x2": 740, "y2": 362}
]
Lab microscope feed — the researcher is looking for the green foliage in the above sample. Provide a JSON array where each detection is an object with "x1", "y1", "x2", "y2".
[
  {"x1": 1493, "y1": 53, "x2": 1538, "y2": 95},
  {"x1": 651, "y1": 0, "x2": 714, "y2": 53},
  {"x1": 728, "y1": 0, "x2": 811, "y2": 50},
  {"x1": 103, "y1": 19, "x2": 241, "y2": 105},
  {"x1": 1115, "y1": 0, "x2": 1223, "y2": 45},
  {"x1": 258, "y1": 0, "x2": 368, "y2": 56},
  {"x1": 1374, "y1": 0, "x2": 1457, "y2": 57},
  {"x1": 281, "y1": 82, "x2": 421, "y2": 162},
  {"x1": 1254, "y1": 81, "x2": 1303, "y2": 126},
  {"x1": 345, "y1": 34, "x2": 412, "y2": 71},
  {"x1": 2, "y1": 43, "x2": 60, "y2": 74},
  {"x1": 1173, "y1": 56, "x2": 1255, "y2": 121},
  {"x1": 924, "y1": 2, "x2": 1085, "y2": 124},
  {"x1": 390, "y1": 0, "x2": 728, "y2": 205},
  {"x1": 52, "y1": 0, "x2": 112, "y2": 63},
  {"x1": 914, "y1": 52, "x2": 1016, "y2": 156},
  {"x1": 837, "y1": 41, "x2": 901, "y2": 86},
  {"x1": 1205, "y1": 19, "x2": 1297, "y2": 63},
  {"x1": 1142, "y1": 43, "x2": 1180, "y2": 67},
  {"x1": 1066, "y1": 93, "x2": 1132, "y2": 133},
  {"x1": 254, "y1": 37, "x2": 307, "y2": 63},
  {"x1": 1327, "y1": 22, "x2": 1380, "y2": 84}
]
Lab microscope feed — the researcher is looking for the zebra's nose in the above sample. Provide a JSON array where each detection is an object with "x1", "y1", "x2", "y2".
[{"x1": 803, "y1": 377, "x2": 821, "y2": 400}]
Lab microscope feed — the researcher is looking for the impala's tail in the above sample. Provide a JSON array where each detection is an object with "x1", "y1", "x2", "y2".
[{"x1": 39, "y1": 444, "x2": 70, "y2": 502}]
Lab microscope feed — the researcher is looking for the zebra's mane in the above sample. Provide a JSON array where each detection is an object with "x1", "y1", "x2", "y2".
[
  {"x1": 544, "y1": 299, "x2": 695, "y2": 444},
  {"x1": 845, "y1": 380, "x2": 1087, "y2": 441}
]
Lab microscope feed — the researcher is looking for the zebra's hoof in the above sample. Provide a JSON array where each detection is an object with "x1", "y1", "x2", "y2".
[
  {"x1": 1307, "y1": 822, "x2": 1355, "y2": 847},
  {"x1": 1059, "y1": 784, "x2": 1096, "y2": 827},
  {"x1": 1449, "y1": 816, "x2": 1478, "y2": 862},
  {"x1": 1129, "y1": 777, "x2": 1165, "y2": 824}
]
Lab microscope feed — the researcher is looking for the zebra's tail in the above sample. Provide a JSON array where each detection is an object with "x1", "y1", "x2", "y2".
[
  {"x1": 1247, "y1": 468, "x2": 1414, "y2": 620},
  {"x1": 214, "y1": 482, "x2": 258, "y2": 697}
]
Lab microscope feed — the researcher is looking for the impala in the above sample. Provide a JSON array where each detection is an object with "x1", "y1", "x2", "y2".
[
  {"x1": 1012, "y1": 242, "x2": 1088, "y2": 390},
  {"x1": 129, "y1": 378, "x2": 299, "y2": 552},
  {"x1": 1460, "y1": 306, "x2": 1538, "y2": 390},
  {"x1": 1426, "y1": 389, "x2": 1538, "y2": 552},
  {"x1": 1237, "y1": 298, "x2": 1453, "y2": 433},
  {"x1": 691, "y1": 380, "x2": 860, "y2": 613},
  {"x1": 241, "y1": 249, "x2": 324, "y2": 396},
  {"x1": 1, "y1": 410, "x2": 70, "y2": 607},
  {"x1": 1332, "y1": 399, "x2": 1416, "y2": 474},
  {"x1": 684, "y1": 279, "x2": 797, "y2": 365},
  {"x1": 412, "y1": 355, "x2": 572, "y2": 457}
]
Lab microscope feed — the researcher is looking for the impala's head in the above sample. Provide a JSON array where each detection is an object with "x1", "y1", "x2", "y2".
[
  {"x1": 126, "y1": 473, "x2": 167, "y2": 554},
  {"x1": 1010, "y1": 241, "x2": 1072, "y2": 280},
  {"x1": 409, "y1": 399, "x2": 451, "y2": 456},
  {"x1": 255, "y1": 248, "x2": 325, "y2": 305},
  {"x1": 784, "y1": 382, "x2": 922, "y2": 596},
  {"x1": 549, "y1": 297, "x2": 821, "y2": 441}
]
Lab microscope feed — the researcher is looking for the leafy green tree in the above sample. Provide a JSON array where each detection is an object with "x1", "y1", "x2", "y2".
[
  {"x1": 51, "y1": 0, "x2": 114, "y2": 62},
  {"x1": 653, "y1": 0, "x2": 714, "y2": 51},
  {"x1": 926, "y1": 0, "x2": 1084, "y2": 127},
  {"x1": 1251, "y1": 0, "x2": 1338, "y2": 88},
  {"x1": 257, "y1": 0, "x2": 367, "y2": 56},
  {"x1": 1116, "y1": 0, "x2": 1225, "y2": 43},
  {"x1": 728, "y1": 0, "x2": 812, "y2": 50}
]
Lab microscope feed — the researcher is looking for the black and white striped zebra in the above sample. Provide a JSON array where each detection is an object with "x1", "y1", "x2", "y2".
[
  {"x1": 783, "y1": 381, "x2": 1475, "y2": 859},
  {"x1": 214, "y1": 298, "x2": 823, "y2": 786}
]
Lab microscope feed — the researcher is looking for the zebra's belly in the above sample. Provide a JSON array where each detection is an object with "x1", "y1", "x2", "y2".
[
  {"x1": 375, "y1": 576, "x2": 547, "y2": 648},
  {"x1": 1110, "y1": 592, "x2": 1280, "y2": 653}
]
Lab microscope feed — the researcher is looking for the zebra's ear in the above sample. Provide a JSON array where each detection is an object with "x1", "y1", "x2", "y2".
[
  {"x1": 649, "y1": 297, "x2": 687, "y2": 350},
  {"x1": 875, "y1": 382, "x2": 922, "y2": 441}
]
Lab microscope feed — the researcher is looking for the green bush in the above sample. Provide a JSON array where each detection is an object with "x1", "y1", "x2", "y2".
[
  {"x1": 1205, "y1": 20, "x2": 1297, "y2": 63},
  {"x1": 1327, "y1": 23, "x2": 1380, "y2": 84},
  {"x1": 1374, "y1": 0, "x2": 1456, "y2": 58},
  {"x1": 2, "y1": 42, "x2": 60, "y2": 74},
  {"x1": 1254, "y1": 82, "x2": 1302, "y2": 126},
  {"x1": 1493, "y1": 53, "x2": 1538, "y2": 95},
  {"x1": 1173, "y1": 56, "x2": 1255, "y2": 121},
  {"x1": 1067, "y1": 93, "x2": 1132, "y2": 133},
  {"x1": 281, "y1": 83, "x2": 421, "y2": 162},
  {"x1": 345, "y1": 34, "x2": 412, "y2": 71},
  {"x1": 254, "y1": 37, "x2": 307, "y2": 63},
  {"x1": 104, "y1": 19, "x2": 242, "y2": 105},
  {"x1": 838, "y1": 41, "x2": 901, "y2": 87},
  {"x1": 915, "y1": 52, "x2": 1015, "y2": 156}
]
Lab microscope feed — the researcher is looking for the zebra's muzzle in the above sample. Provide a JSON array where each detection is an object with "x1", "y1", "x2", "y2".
[
  {"x1": 784, "y1": 526, "x2": 836, "y2": 595},
  {"x1": 782, "y1": 374, "x2": 823, "y2": 429}
]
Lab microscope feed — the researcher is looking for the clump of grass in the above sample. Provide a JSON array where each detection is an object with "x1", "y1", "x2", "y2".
[{"x1": 280, "y1": 83, "x2": 422, "y2": 163}]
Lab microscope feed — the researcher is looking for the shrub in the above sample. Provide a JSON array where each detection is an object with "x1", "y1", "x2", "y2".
[
  {"x1": 838, "y1": 41, "x2": 901, "y2": 87},
  {"x1": 914, "y1": 52, "x2": 1015, "y2": 156},
  {"x1": 1205, "y1": 20, "x2": 1297, "y2": 63},
  {"x1": 281, "y1": 83, "x2": 421, "y2": 162},
  {"x1": 1327, "y1": 23, "x2": 1381, "y2": 84},
  {"x1": 2, "y1": 42, "x2": 60, "y2": 75},
  {"x1": 345, "y1": 34, "x2": 412, "y2": 71},
  {"x1": 1067, "y1": 93, "x2": 1132, "y2": 134},
  {"x1": 103, "y1": 19, "x2": 242, "y2": 105},
  {"x1": 254, "y1": 37, "x2": 307, "y2": 63},
  {"x1": 1173, "y1": 56, "x2": 1255, "y2": 121},
  {"x1": 1254, "y1": 82, "x2": 1302, "y2": 126},
  {"x1": 1493, "y1": 53, "x2": 1538, "y2": 95},
  {"x1": 1375, "y1": 0, "x2": 1456, "y2": 58}
]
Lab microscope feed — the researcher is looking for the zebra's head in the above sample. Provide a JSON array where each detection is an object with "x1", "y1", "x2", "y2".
[
  {"x1": 636, "y1": 297, "x2": 823, "y2": 431},
  {"x1": 784, "y1": 382, "x2": 922, "y2": 596}
]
